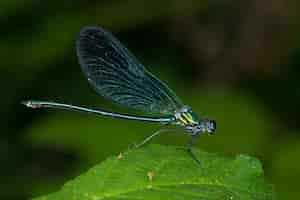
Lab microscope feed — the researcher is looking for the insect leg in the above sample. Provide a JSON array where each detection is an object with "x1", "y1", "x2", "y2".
[
  {"x1": 186, "y1": 135, "x2": 202, "y2": 167},
  {"x1": 133, "y1": 125, "x2": 185, "y2": 148}
]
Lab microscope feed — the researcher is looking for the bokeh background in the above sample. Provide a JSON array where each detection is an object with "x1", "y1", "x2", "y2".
[{"x1": 1, "y1": 0, "x2": 299, "y2": 199}]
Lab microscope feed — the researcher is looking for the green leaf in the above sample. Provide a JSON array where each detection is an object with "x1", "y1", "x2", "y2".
[{"x1": 33, "y1": 144, "x2": 275, "y2": 200}]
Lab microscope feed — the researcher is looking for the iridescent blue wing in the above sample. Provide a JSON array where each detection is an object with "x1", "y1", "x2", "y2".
[{"x1": 76, "y1": 26, "x2": 183, "y2": 115}]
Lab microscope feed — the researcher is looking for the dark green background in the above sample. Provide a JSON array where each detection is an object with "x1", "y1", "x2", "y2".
[{"x1": 1, "y1": 0, "x2": 299, "y2": 199}]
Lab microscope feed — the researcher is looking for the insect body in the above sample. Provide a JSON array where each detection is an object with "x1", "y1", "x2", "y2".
[
  {"x1": 173, "y1": 106, "x2": 216, "y2": 135},
  {"x1": 23, "y1": 26, "x2": 216, "y2": 165}
]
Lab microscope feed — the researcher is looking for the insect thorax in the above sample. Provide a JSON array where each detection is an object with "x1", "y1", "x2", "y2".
[{"x1": 174, "y1": 106, "x2": 200, "y2": 127}]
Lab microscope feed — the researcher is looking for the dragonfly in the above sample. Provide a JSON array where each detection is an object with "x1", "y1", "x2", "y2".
[{"x1": 22, "y1": 26, "x2": 216, "y2": 165}]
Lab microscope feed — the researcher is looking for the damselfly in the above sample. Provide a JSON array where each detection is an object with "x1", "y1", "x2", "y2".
[{"x1": 22, "y1": 26, "x2": 216, "y2": 165}]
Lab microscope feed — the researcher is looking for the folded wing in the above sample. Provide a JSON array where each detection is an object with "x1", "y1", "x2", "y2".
[{"x1": 76, "y1": 26, "x2": 183, "y2": 115}]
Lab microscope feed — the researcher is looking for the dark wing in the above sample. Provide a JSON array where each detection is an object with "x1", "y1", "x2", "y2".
[{"x1": 76, "y1": 26, "x2": 183, "y2": 115}]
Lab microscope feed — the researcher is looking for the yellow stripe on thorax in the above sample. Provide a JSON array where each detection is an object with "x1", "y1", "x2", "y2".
[
  {"x1": 182, "y1": 113, "x2": 198, "y2": 125},
  {"x1": 178, "y1": 115, "x2": 188, "y2": 124}
]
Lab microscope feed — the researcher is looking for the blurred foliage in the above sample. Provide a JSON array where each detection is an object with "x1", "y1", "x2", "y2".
[
  {"x1": 33, "y1": 144, "x2": 275, "y2": 200},
  {"x1": 1, "y1": 0, "x2": 300, "y2": 199}
]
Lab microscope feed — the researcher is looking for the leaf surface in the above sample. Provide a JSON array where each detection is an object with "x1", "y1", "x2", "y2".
[{"x1": 33, "y1": 144, "x2": 275, "y2": 200}]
